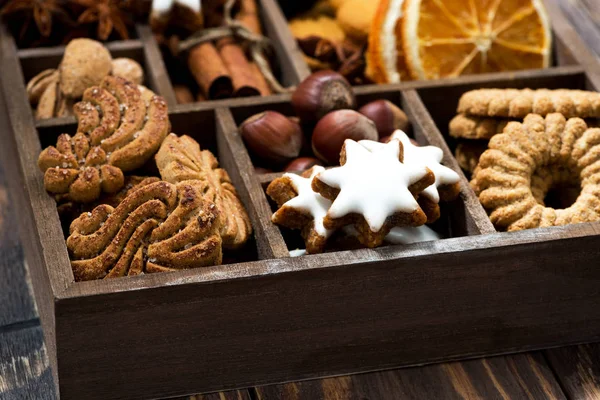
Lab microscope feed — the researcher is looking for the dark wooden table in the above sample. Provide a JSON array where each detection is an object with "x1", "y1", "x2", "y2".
[{"x1": 1, "y1": 1, "x2": 600, "y2": 398}]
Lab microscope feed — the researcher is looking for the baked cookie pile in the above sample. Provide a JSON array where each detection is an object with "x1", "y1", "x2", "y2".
[
  {"x1": 27, "y1": 38, "x2": 145, "y2": 120},
  {"x1": 37, "y1": 77, "x2": 252, "y2": 281},
  {"x1": 450, "y1": 89, "x2": 600, "y2": 174},
  {"x1": 451, "y1": 88, "x2": 600, "y2": 232},
  {"x1": 267, "y1": 129, "x2": 460, "y2": 254}
]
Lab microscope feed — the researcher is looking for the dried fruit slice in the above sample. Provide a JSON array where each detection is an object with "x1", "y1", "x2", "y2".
[
  {"x1": 401, "y1": 0, "x2": 552, "y2": 80},
  {"x1": 366, "y1": 0, "x2": 410, "y2": 83}
]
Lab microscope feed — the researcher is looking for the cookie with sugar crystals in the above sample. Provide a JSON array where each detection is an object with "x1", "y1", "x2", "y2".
[
  {"x1": 311, "y1": 139, "x2": 434, "y2": 248},
  {"x1": 267, "y1": 166, "x2": 334, "y2": 254}
]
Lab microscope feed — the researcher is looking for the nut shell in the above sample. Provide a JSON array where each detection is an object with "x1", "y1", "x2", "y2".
[
  {"x1": 284, "y1": 157, "x2": 323, "y2": 172},
  {"x1": 312, "y1": 109, "x2": 378, "y2": 165},
  {"x1": 111, "y1": 58, "x2": 144, "y2": 85},
  {"x1": 240, "y1": 111, "x2": 303, "y2": 165},
  {"x1": 292, "y1": 70, "x2": 356, "y2": 123},
  {"x1": 60, "y1": 39, "x2": 112, "y2": 99},
  {"x1": 358, "y1": 100, "x2": 410, "y2": 138}
]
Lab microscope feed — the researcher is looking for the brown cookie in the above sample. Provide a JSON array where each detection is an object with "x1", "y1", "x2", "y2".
[
  {"x1": 67, "y1": 180, "x2": 223, "y2": 281},
  {"x1": 471, "y1": 113, "x2": 600, "y2": 231},
  {"x1": 454, "y1": 140, "x2": 489, "y2": 174},
  {"x1": 267, "y1": 166, "x2": 332, "y2": 254},
  {"x1": 156, "y1": 134, "x2": 252, "y2": 249},
  {"x1": 311, "y1": 139, "x2": 434, "y2": 248},
  {"x1": 38, "y1": 76, "x2": 170, "y2": 203},
  {"x1": 457, "y1": 89, "x2": 600, "y2": 119},
  {"x1": 449, "y1": 114, "x2": 511, "y2": 140}
]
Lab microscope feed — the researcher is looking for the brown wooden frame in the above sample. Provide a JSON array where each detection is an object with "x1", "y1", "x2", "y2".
[{"x1": 1, "y1": 0, "x2": 600, "y2": 399}]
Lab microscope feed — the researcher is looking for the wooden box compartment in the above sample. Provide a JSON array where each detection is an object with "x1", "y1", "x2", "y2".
[
  {"x1": 1, "y1": 0, "x2": 600, "y2": 399},
  {"x1": 275, "y1": 0, "x2": 596, "y2": 87},
  {"x1": 229, "y1": 90, "x2": 482, "y2": 255},
  {"x1": 160, "y1": 0, "x2": 307, "y2": 106}
]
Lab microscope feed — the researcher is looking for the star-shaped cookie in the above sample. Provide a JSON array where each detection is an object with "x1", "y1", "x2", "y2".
[
  {"x1": 311, "y1": 139, "x2": 434, "y2": 248},
  {"x1": 266, "y1": 166, "x2": 334, "y2": 254},
  {"x1": 360, "y1": 130, "x2": 461, "y2": 222}
]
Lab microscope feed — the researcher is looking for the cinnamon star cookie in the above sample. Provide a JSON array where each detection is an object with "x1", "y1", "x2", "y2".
[
  {"x1": 311, "y1": 139, "x2": 434, "y2": 248},
  {"x1": 267, "y1": 166, "x2": 333, "y2": 254},
  {"x1": 360, "y1": 130, "x2": 460, "y2": 223}
]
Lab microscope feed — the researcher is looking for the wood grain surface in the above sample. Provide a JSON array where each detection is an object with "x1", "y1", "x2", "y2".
[
  {"x1": 255, "y1": 353, "x2": 566, "y2": 400},
  {"x1": 1, "y1": 0, "x2": 600, "y2": 399}
]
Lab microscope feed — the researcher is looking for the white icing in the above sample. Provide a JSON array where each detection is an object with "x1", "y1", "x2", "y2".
[
  {"x1": 316, "y1": 139, "x2": 430, "y2": 232},
  {"x1": 289, "y1": 249, "x2": 307, "y2": 257},
  {"x1": 384, "y1": 225, "x2": 440, "y2": 245},
  {"x1": 359, "y1": 130, "x2": 460, "y2": 203},
  {"x1": 278, "y1": 166, "x2": 333, "y2": 238},
  {"x1": 344, "y1": 224, "x2": 440, "y2": 245},
  {"x1": 152, "y1": 0, "x2": 201, "y2": 15}
]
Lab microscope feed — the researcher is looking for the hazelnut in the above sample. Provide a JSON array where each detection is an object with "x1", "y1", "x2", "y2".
[
  {"x1": 291, "y1": 70, "x2": 356, "y2": 123},
  {"x1": 239, "y1": 111, "x2": 303, "y2": 165},
  {"x1": 284, "y1": 157, "x2": 323, "y2": 172},
  {"x1": 312, "y1": 110, "x2": 378, "y2": 165},
  {"x1": 358, "y1": 100, "x2": 410, "y2": 138}
]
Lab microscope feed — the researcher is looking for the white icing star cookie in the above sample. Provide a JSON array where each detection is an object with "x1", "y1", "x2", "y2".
[
  {"x1": 312, "y1": 139, "x2": 434, "y2": 248},
  {"x1": 267, "y1": 166, "x2": 334, "y2": 254},
  {"x1": 360, "y1": 130, "x2": 461, "y2": 222}
]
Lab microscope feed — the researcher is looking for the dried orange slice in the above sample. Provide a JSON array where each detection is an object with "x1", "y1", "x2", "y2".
[
  {"x1": 366, "y1": 0, "x2": 410, "y2": 83},
  {"x1": 402, "y1": 0, "x2": 552, "y2": 80}
]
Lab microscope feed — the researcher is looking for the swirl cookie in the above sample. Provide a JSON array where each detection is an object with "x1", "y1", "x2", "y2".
[
  {"x1": 458, "y1": 89, "x2": 600, "y2": 119},
  {"x1": 67, "y1": 180, "x2": 223, "y2": 281},
  {"x1": 471, "y1": 113, "x2": 600, "y2": 231},
  {"x1": 311, "y1": 139, "x2": 434, "y2": 248},
  {"x1": 155, "y1": 134, "x2": 252, "y2": 249},
  {"x1": 38, "y1": 76, "x2": 170, "y2": 203},
  {"x1": 360, "y1": 130, "x2": 460, "y2": 223},
  {"x1": 56, "y1": 176, "x2": 160, "y2": 226},
  {"x1": 267, "y1": 166, "x2": 333, "y2": 254}
]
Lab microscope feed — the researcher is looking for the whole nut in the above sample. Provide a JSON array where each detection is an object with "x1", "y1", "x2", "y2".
[
  {"x1": 284, "y1": 157, "x2": 323, "y2": 172},
  {"x1": 312, "y1": 109, "x2": 378, "y2": 165},
  {"x1": 291, "y1": 70, "x2": 356, "y2": 123},
  {"x1": 358, "y1": 100, "x2": 410, "y2": 138},
  {"x1": 240, "y1": 111, "x2": 303, "y2": 165},
  {"x1": 60, "y1": 38, "x2": 112, "y2": 99},
  {"x1": 111, "y1": 58, "x2": 144, "y2": 85}
]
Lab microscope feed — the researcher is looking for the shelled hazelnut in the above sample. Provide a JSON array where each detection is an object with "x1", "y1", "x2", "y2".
[
  {"x1": 291, "y1": 70, "x2": 356, "y2": 123},
  {"x1": 312, "y1": 109, "x2": 378, "y2": 165},
  {"x1": 239, "y1": 111, "x2": 303, "y2": 165},
  {"x1": 284, "y1": 157, "x2": 323, "y2": 172},
  {"x1": 238, "y1": 72, "x2": 413, "y2": 173},
  {"x1": 358, "y1": 100, "x2": 410, "y2": 138}
]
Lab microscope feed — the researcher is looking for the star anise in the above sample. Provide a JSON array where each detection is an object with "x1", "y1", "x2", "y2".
[
  {"x1": 69, "y1": 0, "x2": 132, "y2": 40},
  {"x1": 1, "y1": 0, "x2": 70, "y2": 39}
]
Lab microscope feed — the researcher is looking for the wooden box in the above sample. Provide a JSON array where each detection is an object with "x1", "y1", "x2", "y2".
[{"x1": 1, "y1": 1, "x2": 599, "y2": 399}]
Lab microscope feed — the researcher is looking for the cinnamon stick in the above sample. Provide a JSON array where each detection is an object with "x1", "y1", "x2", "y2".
[
  {"x1": 217, "y1": 38, "x2": 260, "y2": 97},
  {"x1": 188, "y1": 42, "x2": 233, "y2": 99},
  {"x1": 236, "y1": 0, "x2": 262, "y2": 35},
  {"x1": 249, "y1": 62, "x2": 271, "y2": 96}
]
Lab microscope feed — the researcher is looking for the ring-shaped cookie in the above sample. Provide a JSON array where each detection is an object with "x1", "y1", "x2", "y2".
[{"x1": 472, "y1": 113, "x2": 600, "y2": 231}]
